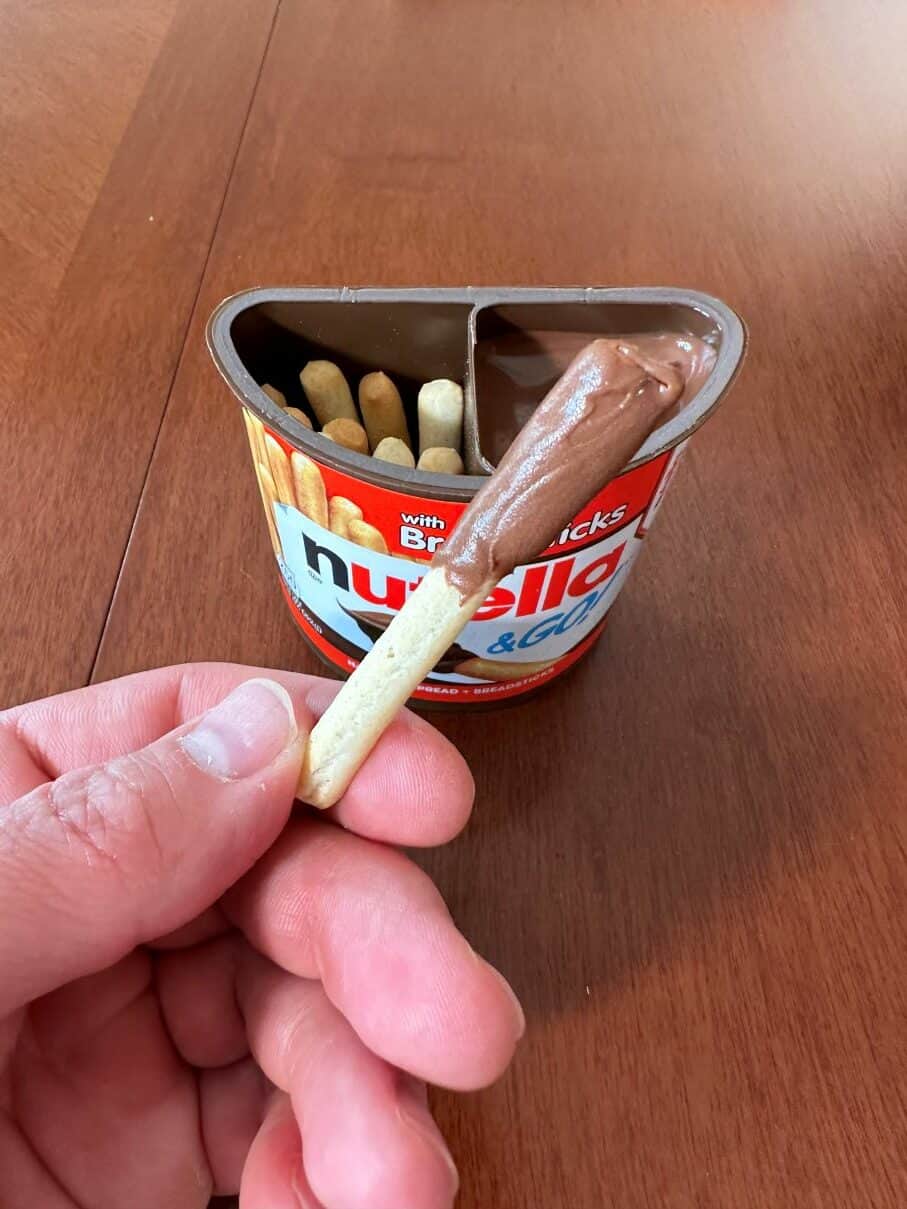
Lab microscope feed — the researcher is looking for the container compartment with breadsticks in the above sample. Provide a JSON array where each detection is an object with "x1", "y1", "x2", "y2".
[{"x1": 208, "y1": 287, "x2": 744, "y2": 710}]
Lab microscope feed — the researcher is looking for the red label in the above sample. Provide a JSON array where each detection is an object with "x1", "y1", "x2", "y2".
[{"x1": 265, "y1": 426, "x2": 669, "y2": 563}]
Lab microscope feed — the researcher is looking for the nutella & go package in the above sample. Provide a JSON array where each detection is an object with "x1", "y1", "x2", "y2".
[{"x1": 207, "y1": 287, "x2": 744, "y2": 708}]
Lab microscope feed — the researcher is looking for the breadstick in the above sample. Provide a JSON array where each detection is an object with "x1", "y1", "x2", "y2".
[
  {"x1": 264, "y1": 433, "x2": 296, "y2": 507},
  {"x1": 454, "y1": 656, "x2": 555, "y2": 681},
  {"x1": 417, "y1": 447, "x2": 464, "y2": 475},
  {"x1": 299, "y1": 338, "x2": 690, "y2": 808},
  {"x1": 254, "y1": 461, "x2": 282, "y2": 555},
  {"x1": 322, "y1": 418, "x2": 369, "y2": 456},
  {"x1": 346, "y1": 519, "x2": 388, "y2": 555},
  {"x1": 261, "y1": 383, "x2": 287, "y2": 408},
  {"x1": 300, "y1": 360, "x2": 357, "y2": 426},
  {"x1": 299, "y1": 567, "x2": 489, "y2": 806},
  {"x1": 284, "y1": 405, "x2": 313, "y2": 430},
  {"x1": 358, "y1": 372, "x2": 410, "y2": 451},
  {"x1": 329, "y1": 496, "x2": 363, "y2": 540},
  {"x1": 290, "y1": 450, "x2": 328, "y2": 528},
  {"x1": 373, "y1": 437, "x2": 415, "y2": 468},
  {"x1": 417, "y1": 379, "x2": 463, "y2": 454}
]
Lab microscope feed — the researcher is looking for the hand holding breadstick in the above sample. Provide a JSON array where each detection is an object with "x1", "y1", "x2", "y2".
[
  {"x1": 418, "y1": 380, "x2": 463, "y2": 454},
  {"x1": 299, "y1": 338, "x2": 688, "y2": 808},
  {"x1": 359, "y1": 372, "x2": 410, "y2": 451},
  {"x1": 264, "y1": 434, "x2": 296, "y2": 508},
  {"x1": 300, "y1": 360, "x2": 358, "y2": 426}
]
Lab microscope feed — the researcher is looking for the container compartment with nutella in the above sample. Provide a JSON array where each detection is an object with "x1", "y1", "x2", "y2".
[{"x1": 207, "y1": 287, "x2": 745, "y2": 709}]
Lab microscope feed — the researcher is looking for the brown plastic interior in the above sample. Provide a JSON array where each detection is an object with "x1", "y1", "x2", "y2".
[{"x1": 230, "y1": 299, "x2": 472, "y2": 456}]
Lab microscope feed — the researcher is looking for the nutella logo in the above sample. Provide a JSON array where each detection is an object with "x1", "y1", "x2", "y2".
[
  {"x1": 300, "y1": 531, "x2": 626, "y2": 621},
  {"x1": 472, "y1": 546, "x2": 625, "y2": 619}
]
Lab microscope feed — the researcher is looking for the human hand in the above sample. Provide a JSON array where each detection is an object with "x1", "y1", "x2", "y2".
[{"x1": 0, "y1": 664, "x2": 523, "y2": 1209}]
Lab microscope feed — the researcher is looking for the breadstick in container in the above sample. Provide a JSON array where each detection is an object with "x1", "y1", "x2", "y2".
[
  {"x1": 261, "y1": 383, "x2": 287, "y2": 407},
  {"x1": 359, "y1": 372, "x2": 410, "y2": 451},
  {"x1": 322, "y1": 418, "x2": 369, "y2": 456},
  {"x1": 417, "y1": 379, "x2": 463, "y2": 454},
  {"x1": 374, "y1": 437, "x2": 415, "y2": 468},
  {"x1": 284, "y1": 405, "x2": 313, "y2": 430},
  {"x1": 300, "y1": 360, "x2": 358, "y2": 426},
  {"x1": 417, "y1": 447, "x2": 464, "y2": 475}
]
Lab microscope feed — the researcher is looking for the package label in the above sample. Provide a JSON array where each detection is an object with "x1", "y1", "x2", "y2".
[{"x1": 247, "y1": 412, "x2": 683, "y2": 702}]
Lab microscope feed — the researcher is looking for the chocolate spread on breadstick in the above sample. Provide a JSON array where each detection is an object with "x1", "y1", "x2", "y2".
[
  {"x1": 298, "y1": 330, "x2": 720, "y2": 808},
  {"x1": 475, "y1": 331, "x2": 717, "y2": 464},
  {"x1": 435, "y1": 337, "x2": 705, "y2": 601}
]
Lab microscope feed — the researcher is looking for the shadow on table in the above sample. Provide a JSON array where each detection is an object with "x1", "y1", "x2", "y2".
[{"x1": 414, "y1": 583, "x2": 867, "y2": 1019}]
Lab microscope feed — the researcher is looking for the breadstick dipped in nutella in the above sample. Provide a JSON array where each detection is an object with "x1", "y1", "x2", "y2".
[{"x1": 299, "y1": 336, "x2": 699, "y2": 808}]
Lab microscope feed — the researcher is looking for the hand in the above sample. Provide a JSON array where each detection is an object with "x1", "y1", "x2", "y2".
[{"x1": 0, "y1": 664, "x2": 523, "y2": 1209}]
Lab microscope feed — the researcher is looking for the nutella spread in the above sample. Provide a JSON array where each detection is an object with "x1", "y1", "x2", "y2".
[
  {"x1": 475, "y1": 330, "x2": 717, "y2": 464},
  {"x1": 436, "y1": 336, "x2": 708, "y2": 601}
]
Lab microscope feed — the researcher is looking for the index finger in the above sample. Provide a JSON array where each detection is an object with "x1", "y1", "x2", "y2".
[{"x1": 0, "y1": 663, "x2": 474, "y2": 846}]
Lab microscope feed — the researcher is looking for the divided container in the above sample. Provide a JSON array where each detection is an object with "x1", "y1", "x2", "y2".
[{"x1": 207, "y1": 287, "x2": 744, "y2": 707}]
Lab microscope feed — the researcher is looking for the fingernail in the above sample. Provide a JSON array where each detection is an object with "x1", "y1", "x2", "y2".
[
  {"x1": 397, "y1": 1101, "x2": 460, "y2": 1194},
  {"x1": 181, "y1": 678, "x2": 298, "y2": 780},
  {"x1": 467, "y1": 943, "x2": 526, "y2": 1039},
  {"x1": 502, "y1": 974, "x2": 527, "y2": 1038}
]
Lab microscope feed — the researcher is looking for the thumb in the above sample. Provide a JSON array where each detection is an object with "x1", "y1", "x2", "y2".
[{"x1": 0, "y1": 678, "x2": 303, "y2": 1012}]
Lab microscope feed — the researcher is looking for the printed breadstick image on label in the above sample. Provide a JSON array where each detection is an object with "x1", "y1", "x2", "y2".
[
  {"x1": 290, "y1": 451, "x2": 328, "y2": 528},
  {"x1": 329, "y1": 496, "x2": 363, "y2": 540},
  {"x1": 373, "y1": 437, "x2": 415, "y2": 468},
  {"x1": 264, "y1": 434, "x2": 296, "y2": 508},
  {"x1": 255, "y1": 461, "x2": 282, "y2": 556},
  {"x1": 347, "y1": 519, "x2": 389, "y2": 554}
]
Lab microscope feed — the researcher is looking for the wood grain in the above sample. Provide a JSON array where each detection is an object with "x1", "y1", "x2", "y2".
[
  {"x1": 0, "y1": 0, "x2": 279, "y2": 707},
  {"x1": 11, "y1": 0, "x2": 907, "y2": 1205},
  {"x1": 0, "y1": 0, "x2": 180, "y2": 396}
]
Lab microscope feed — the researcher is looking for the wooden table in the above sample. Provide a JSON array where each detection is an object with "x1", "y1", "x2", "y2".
[{"x1": 2, "y1": 2, "x2": 905, "y2": 1205}]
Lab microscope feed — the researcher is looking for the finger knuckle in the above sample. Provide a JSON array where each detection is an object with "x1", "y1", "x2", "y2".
[{"x1": 37, "y1": 753, "x2": 170, "y2": 881}]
